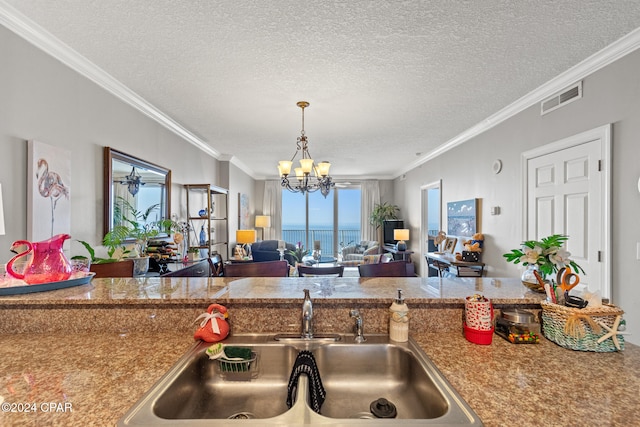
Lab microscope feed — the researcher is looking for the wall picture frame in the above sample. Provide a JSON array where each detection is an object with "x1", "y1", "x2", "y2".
[
  {"x1": 238, "y1": 193, "x2": 250, "y2": 229},
  {"x1": 443, "y1": 237, "x2": 457, "y2": 253},
  {"x1": 27, "y1": 140, "x2": 71, "y2": 241},
  {"x1": 447, "y1": 198, "x2": 478, "y2": 238}
]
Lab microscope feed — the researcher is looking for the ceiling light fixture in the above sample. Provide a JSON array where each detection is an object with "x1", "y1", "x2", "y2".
[
  {"x1": 120, "y1": 166, "x2": 145, "y2": 196},
  {"x1": 278, "y1": 101, "x2": 334, "y2": 198}
]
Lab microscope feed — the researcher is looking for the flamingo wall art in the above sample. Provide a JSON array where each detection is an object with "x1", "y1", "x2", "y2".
[{"x1": 27, "y1": 140, "x2": 71, "y2": 241}]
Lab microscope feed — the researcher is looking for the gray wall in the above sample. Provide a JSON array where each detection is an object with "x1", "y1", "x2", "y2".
[
  {"x1": 0, "y1": 26, "x2": 233, "y2": 261},
  {"x1": 228, "y1": 161, "x2": 257, "y2": 247},
  {"x1": 396, "y1": 48, "x2": 640, "y2": 343}
]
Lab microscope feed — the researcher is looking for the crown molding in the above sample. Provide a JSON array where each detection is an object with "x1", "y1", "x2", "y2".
[
  {"x1": 396, "y1": 26, "x2": 640, "y2": 178},
  {"x1": 0, "y1": 0, "x2": 220, "y2": 160}
]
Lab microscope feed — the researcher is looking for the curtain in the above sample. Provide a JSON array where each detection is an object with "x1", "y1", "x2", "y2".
[
  {"x1": 360, "y1": 180, "x2": 380, "y2": 241},
  {"x1": 262, "y1": 180, "x2": 282, "y2": 240}
]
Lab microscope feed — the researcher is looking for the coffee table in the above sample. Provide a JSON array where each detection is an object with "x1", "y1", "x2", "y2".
[{"x1": 301, "y1": 255, "x2": 338, "y2": 266}]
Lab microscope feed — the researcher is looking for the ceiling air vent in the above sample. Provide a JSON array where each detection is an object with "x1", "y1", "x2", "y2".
[{"x1": 541, "y1": 81, "x2": 582, "y2": 115}]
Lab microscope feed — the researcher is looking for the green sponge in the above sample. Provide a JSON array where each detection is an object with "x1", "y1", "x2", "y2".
[
  {"x1": 220, "y1": 346, "x2": 253, "y2": 372},
  {"x1": 223, "y1": 346, "x2": 252, "y2": 360}
]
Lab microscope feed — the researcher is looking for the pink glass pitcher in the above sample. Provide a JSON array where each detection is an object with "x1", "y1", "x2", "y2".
[{"x1": 6, "y1": 234, "x2": 72, "y2": 284}]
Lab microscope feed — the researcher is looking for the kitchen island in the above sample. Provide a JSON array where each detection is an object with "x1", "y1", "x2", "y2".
[{"x1": 0, "y1": 276, "x2": 637, "y2": 426}]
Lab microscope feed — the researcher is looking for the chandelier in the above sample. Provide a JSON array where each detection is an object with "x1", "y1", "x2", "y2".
[
  {"x1": 119, "y1": 166, "x2": 145, "y2": 196},
  {"x1": 278, "y1": 101, "x2": 334, "y2": 198}
]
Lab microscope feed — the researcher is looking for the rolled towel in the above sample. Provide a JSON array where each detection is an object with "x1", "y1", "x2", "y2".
[{"x1": 286, "y1": 350, "x2": 326, "y2": 413}]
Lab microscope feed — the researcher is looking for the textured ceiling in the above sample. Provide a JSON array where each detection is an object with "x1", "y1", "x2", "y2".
[{"x1": 4, "y1": 0, "x2": 640, "y2": 179}]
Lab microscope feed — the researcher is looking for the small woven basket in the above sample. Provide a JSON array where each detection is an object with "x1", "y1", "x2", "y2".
[{"x1": 540, "y1": 301, "x2": 624, "y2": 352}]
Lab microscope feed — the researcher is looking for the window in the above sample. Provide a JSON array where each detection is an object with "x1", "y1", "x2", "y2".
[{"x1": 282, "y1": 186, "x2": 361, "y2": 256}]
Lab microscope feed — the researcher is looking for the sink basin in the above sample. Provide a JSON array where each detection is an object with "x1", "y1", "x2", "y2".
[{"x1": 118, "y1": 334, "x2": 483, "y2": 426}]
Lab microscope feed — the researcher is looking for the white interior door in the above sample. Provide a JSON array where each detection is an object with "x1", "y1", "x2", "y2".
[{"x1": 523, "y1": 125, "x2": 611, "y2": 298}]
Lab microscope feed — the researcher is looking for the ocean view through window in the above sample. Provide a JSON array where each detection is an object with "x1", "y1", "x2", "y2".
[{"x1": 282, "y1": 187, "x2": 361, "y2": 257}]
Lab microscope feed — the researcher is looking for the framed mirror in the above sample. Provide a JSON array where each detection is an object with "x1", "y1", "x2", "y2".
[{"x1": 103, "y1": 147, "x2": 172, "y2": 237}]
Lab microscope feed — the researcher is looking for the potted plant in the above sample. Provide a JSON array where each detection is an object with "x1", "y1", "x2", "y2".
[
  {"x1": 114, "y1": 198, "x2": 177, "y2": 274},
  {"x1": 75, "y1": 199, "x2": 177, "y2": 277},
  {"x1": 74, "y1": 227, "x2": 135, "y2": 278},
  {"x1": 187, "y1": 247, "x2": 200, "y2": 261},
  {"x1": 503, "y1": 234, "x2": 585, "y2": 292},
  {"x1": 287, "y1": 242, "x2": 310, "y2": 264},
  {"x1": 114, "y1": 197, "x2": 175, "y2": 257},
  {"x1": 369, "y1": 202, "x2": 400, "y2": 253}
]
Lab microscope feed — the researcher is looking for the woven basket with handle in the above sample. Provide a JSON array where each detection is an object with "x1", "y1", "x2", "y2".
[{"x1": 540, "y1": 301, "x2": 624, "y2": 352}]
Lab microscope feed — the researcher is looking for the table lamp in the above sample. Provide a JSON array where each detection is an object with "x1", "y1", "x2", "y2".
[
  {"x1": 255, "y1": 215, "x2": 271, "y2": 241},
  {"x1": 235, "y1": 229, "x2": 256, "y2": 259},
  {"x1": 394, "y1": 229, "x2": 409, "y2": 251}
]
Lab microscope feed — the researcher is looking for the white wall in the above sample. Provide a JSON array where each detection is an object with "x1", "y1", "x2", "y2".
[
  {"x1": 228, "y1": 161, "x2": 257, "y2": 248},
  {"x1": 396, "y1": 48, "x2": 640, "y2": 343},
  {"x1": 0, "y1": 26, "x2": 228, "y2": 262}
]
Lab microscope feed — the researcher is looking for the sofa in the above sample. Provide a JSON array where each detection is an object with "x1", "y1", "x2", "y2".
[
  {"x1": 340, "y1": 240, "x2": 379, "y2": 265},
  {"x1": 251, "y1": 240, "x2": 296, "y2": 266}
]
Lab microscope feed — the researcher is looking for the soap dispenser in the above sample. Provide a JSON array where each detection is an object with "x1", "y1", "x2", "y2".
[{"x1": 389, "y1": 289, "x2": 409, "y2": 342}]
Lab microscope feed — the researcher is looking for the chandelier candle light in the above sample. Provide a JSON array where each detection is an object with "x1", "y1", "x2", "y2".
[{"x1": 278, "y1": 101, "x2": 335, "y2": 198}]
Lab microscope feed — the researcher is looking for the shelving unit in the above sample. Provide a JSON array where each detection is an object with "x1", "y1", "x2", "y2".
[{"x1": 184, "y1": 184, "x2": 229, "y2": 260}]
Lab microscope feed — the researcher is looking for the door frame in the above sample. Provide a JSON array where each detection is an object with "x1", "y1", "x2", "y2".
[
  {"x1": 420, "y1": 180, "x2": 442, "y2": 277},
  {"x1": 520, "y1": 124, "x2": 612, "y2": 298}
]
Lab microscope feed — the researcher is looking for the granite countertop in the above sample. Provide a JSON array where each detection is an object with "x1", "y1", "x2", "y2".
[
  {"x1": 0, "y1": 331, "x2": 638, "y2": 427},
  {"x1": 0, "y1": 276, "x2": 637, "y2": 426},
  {"x1": 0, "y1": 276, "x2": 544, "y2": 305}
]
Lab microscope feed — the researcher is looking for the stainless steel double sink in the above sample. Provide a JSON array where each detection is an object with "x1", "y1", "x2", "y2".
[{"x1": 118, "y1": 334, "x2": 482, "y2": 425}]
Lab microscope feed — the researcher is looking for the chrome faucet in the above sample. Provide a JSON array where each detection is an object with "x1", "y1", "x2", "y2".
[
  {"x1": 350, "y1": 309, "x2": 366, "y2": 343},
  {"x1": 302, "y1": 289, "x2": 313, "y2": 338}
]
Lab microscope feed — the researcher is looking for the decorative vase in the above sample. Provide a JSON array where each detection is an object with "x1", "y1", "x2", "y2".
[
  {"x1": 521, "y1": 264, "x2": 547, "y2": 293},
  {"x1": 133, "y1": 257, "x2": 150, "y2": 276}
]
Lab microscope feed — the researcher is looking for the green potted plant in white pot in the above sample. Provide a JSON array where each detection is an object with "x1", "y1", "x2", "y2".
[
  {"x1": 186, "y1": 247, "x2": 200, "y2": 261},
  {"x1": 369, "y1": 202, "x2": 400, "y2": 253}
]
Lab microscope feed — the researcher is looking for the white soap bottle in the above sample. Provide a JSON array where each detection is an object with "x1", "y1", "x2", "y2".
[{"x1": 389, "y1": 289, "x2": 409, "y2": 342}]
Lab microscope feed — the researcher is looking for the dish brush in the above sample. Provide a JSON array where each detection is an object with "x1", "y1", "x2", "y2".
[
  {"x1": 206, "y1": 343, "x2": 250, "y2": 361},
  {"x1": 205, "y1": 343, "x2": 225, "y2": 360}
]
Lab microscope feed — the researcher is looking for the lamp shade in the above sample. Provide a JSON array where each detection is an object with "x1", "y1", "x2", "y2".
[
  {"x1": 236, "y1": 229, "x2": 256, "y2": 244},
  {"x1": 278, "y1": 160, "x2": 292, "y2": 176},
  {"x1": 316, "y1": 161, "x2": 331, "y2": 177},
  {"x1": 255, "y1": 215, "x2": 271, "y2": 228},
  {"x1": 394, "y1": 229, "x2": 410, "y2": 241},
  {"x1": 299, "y1": 158, "x2": 314, "y2": 174},
  {"x1": 0, "y1": 183, "x2": 5, "y2": 236}
]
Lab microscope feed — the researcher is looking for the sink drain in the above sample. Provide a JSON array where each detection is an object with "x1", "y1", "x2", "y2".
[
  {"x1": 228, "y1": 412, "x2": 256, "y2": 419},
  {"x1": 350, "y1": 412, "x2": 376, "y2": 419}
]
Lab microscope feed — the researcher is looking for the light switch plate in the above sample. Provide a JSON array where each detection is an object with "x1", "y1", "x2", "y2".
[{"x1": 637, "y1": 242, "x2": 640, "y2": 260}]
